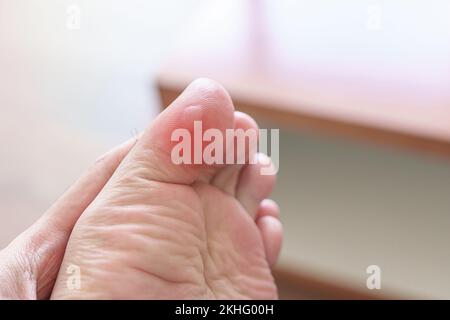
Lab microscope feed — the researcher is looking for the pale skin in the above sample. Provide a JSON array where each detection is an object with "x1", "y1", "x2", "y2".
[{"x1": 0, "y1": 79, "x2": 283, "y2": 299}]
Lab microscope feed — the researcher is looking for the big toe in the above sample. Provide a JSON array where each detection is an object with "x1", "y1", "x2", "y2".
[{"x1": 113, "y1": 78, "x2": 235, "y2": 186}]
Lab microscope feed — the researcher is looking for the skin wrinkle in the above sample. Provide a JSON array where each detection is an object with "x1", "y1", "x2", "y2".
[
  {"x1": 32, "y1": 232, "x2": 66, "y2": 298},
  {"x1": 0, "y1": 137, "x2": 140, "y2": 299},
  {"x1": 108, "y1": 224, "x2": 201, "y2": 261},
  {"x1": 1, "y1": 247, "x2": 36, "y2": 299},
  {"x1": 34, "y1": 79, "x2": 282, "y2": 299},
  {"x1": 192, "y1": 182, "x2": 248, "y2": 299},
  {"x1": 88, "y1": 206, "x2": 202, "y2": 237},
  {"x1": 89, "y1": 188, "x2": 205, "y2": 241},
  {"x1": 129, "y1": 147, "x2": 188, "y2": 184},
  {"x1": 192, "y1": 183, "x2": 216, "y2": 299},
  {"x1": 12, "y1": 232, "x2": 51, "y2": 299},
  {"x1": 109, "y1": 234, "x2": 203, "y2": 293},
  {"x1": 127, "y1": 261, "x2": 202, "y2": 289},
  {"x1": 65, "y1": 192, "x2": 208, "y2": 291}
]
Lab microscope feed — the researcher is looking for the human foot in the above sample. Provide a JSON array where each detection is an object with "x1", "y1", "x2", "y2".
[
  {"x1": 51, "y1": 79, "x2": 282, "y2": 299},
  {"x1": 0, "y1": 137, "x2": 136, "y2": 299}
]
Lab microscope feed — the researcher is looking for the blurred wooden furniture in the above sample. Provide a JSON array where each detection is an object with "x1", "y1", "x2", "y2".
[
  {"x1": 157, "y1": 0, "x2": 450, "y2": 158},
  {"x1": 157, "y1": 0, "x2": 450, "y2": 298}
]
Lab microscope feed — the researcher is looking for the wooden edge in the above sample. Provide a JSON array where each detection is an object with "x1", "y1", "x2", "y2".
[
  {"x1": 156, "y1": 79, "x2": 450, "y2": 160},
  {"x1": 272, "y1": 265, "x2": 407, "y2": 300}
]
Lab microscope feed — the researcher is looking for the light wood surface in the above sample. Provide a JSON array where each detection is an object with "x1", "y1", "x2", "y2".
[{"x1": 157, "y1": 0, "x2": 450, "y2": 157}]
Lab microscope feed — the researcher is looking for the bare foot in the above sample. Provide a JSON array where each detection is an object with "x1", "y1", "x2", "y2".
[
  {"x1": 0, "y1": 136, "x2": 135, "y2": 299},
  {"x1": 51, "y1": 79, "x2": 282, "y2": 299}
]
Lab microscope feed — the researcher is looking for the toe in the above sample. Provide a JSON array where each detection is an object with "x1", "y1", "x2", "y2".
[
  {"x1": 257, "y1": 213, "x2": 283, "y2": 267},
  {"x1": 256, "y1": 199, "x2": 280, "y2": 219},
  {"x1": 236, "y1": 154, "x2": 276, "y2": 218},
  {"x1": 211, "y1": 111, "x2": 258, "y2": 195},
  {"x1": 112, "y1": 78, "x2": 235, "y2": 185}
]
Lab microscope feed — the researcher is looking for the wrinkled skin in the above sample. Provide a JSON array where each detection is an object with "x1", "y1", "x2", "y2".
[{"x1": 0, "y1": 79, "x2": 282, "y2": 300}]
